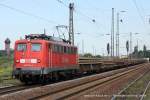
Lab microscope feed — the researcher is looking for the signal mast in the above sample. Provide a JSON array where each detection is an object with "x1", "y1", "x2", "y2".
[{"x1": 69, "y1": 3, "x2": 74, "y2": 45}]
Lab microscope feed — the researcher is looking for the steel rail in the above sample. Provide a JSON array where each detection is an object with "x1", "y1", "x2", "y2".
[
  {"x1": 140, "y1": 80, "x2": 150, "y2": 100},
  {"x1": 111, "y1": 69, "x2": 150, "y2": 100}
]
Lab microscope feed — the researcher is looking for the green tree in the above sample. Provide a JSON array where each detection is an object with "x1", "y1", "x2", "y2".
[
  {"x1": 134, "y1": 46, "x2": 138, "y2": 53},
  {"x1": 95, "y1": 55, "x2": 102, "y2": 58},
  {"x1": 83, "y1": 53, "x2": 93, "y2": 57}
]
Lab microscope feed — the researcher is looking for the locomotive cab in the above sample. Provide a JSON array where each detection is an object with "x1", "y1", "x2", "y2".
[{"x1": 13, "y1": 40, "x2": 46, "y2": 82}]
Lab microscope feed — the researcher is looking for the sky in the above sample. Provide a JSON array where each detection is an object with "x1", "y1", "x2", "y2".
[{"x1": 0, "y1": 0, "x2": 150, "y2": 56}]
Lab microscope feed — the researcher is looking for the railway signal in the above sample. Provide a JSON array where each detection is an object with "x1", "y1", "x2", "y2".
[
  {"x1": 126, "y1": 40, "x2": 129, "y2": 57},
  {"x1": 5, "y1": 38, "x2": 11, "y2": 57},
  {"x1": 107, "y1": 43, "x2": 110, "y2": 56}
]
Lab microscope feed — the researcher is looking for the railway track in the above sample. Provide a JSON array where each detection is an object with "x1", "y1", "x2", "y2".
[
  {"x1": 0, "y1": 84, "x2": 41, "y2": 96},
  {"x1": 0, "y1": 63, "x2": 148, "y2": 100},
  {"x1": 0, "y1": 85, "x2": 26, "y2": 96},
  {"x1": 36, "y1": 63, "x2": 149, "y2": 100}
]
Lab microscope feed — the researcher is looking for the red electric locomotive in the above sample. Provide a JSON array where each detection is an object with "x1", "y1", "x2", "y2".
[{"x1": 13, "y1": 34, "x2": 78, "y2": 83}]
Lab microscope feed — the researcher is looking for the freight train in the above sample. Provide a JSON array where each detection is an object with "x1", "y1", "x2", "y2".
[{"x1": 13, "y1": 34, "x2": 147, "y2": 84}]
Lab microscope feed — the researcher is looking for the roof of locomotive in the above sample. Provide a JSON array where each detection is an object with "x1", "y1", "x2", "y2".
[{"x1": 15, "y1": 34, "x2": 77, "y2": 48}]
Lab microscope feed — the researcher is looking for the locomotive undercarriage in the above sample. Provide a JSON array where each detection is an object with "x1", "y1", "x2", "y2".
[{"x1": 13, "y1": 67, "x2": 79, "y2": 84}]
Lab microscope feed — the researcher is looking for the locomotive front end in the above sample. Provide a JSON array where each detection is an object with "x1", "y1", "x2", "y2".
[{"x1": 13, "y1": 39, "x2": 45, "y2": 83}]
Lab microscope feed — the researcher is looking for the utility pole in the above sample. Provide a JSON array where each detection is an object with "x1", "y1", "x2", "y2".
[
  {"x1": 137, "y1": 39, "x2": 138, "y2": 51},
  {"x1": 92, "y1": 45, "x2": 95, "y2": 56},
  {"x1": 111, "y1": 8, "x2": 115, "y2": 57},
  {"x1": 44, "y1": 28, "x2": 46, "y2": 34},
  {"x1": 116, "y1": 12, "x2": 119, "y2": 57},
  {"x1": 82, "y1": 40, "x2": 84, "y2": 55},
  {"x1": 116, "y1": 10, "x2": 126, "y2": 58},
  {"x1": 69, "y1": 3, "x2": 74, "y2": 45}
]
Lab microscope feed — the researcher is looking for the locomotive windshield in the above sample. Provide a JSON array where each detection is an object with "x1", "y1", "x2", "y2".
[
  {"x1": 17, "y1": 43, "x2": 27, "y2": 51},
  {"x1": 31, "y1": 43, "x2": 41, "y2": 51}
]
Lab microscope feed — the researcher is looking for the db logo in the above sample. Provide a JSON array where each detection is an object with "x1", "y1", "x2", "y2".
[
  {"x1": 62, "y1": 58, "x2": 69, "y2": 63},
  {"x1": 26, "y1": 59, "x2": 31, "y2": 63}
]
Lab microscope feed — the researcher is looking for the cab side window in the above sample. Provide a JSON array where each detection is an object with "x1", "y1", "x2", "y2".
[
  {"x1": 64, "y1": 46, "x2": 66, "y2": 53},
  {"x1": 31, "y1": 43, "x2": 41, "y2": 51}
]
